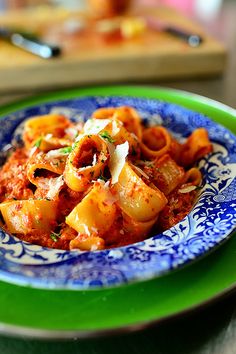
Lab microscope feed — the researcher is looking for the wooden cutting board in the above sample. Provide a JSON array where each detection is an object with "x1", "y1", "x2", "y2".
[{"x1": 0, "y1": 6, "x2": 226, "y2": 93}]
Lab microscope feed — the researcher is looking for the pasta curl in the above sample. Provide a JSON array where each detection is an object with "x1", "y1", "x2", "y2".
[
  {"x1": 64, "y1": 135, "x2": 109, "y2": 192},
  {"x1": 0, "y1": 106, "x2": 213, "y2": 251}
]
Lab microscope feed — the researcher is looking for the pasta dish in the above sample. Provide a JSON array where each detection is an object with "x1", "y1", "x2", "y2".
[{"x1": 0, "y1": 106, "x2": 212, "y2": 251}]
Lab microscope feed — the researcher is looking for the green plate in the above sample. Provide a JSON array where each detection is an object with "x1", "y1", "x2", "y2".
[{"x1": 0, "y1": 85, "x2": 236, "y2": 339}]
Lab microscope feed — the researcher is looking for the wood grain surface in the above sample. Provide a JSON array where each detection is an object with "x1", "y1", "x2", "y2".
[{"x1": 0, "y1": 6, "x2": 226, "y2": 92}]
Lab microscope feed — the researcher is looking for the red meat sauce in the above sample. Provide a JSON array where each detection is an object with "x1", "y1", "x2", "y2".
[
  {"x1": 0, "y1": 148, "x2": 80, "y2": 249},
  {"x1": 0, "y1": 148, "x2": 196, "y2": 250},
  {"x1": 0, "y1": 148, "x2": 33, "y2": 202}
]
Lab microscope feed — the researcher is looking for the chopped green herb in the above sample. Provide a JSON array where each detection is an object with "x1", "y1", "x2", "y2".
[
  {"x1": 71, "y1": 142, "x2": 79, "y2": 151},
  {"x1": 144, "y1": 160, "x2": 154, "y2": 167},
  {"x1": 34, "y1": 137, "x2": 42, "y2": 148},
  {"x1": 195, "y1": 185, "x2": 203, "y2": 191},
  {"x1": 59, "y1": 146, "x2": 72, "y2": 154},
  {"x1": 50, "y1": 231, "x2": 61, "y2": 242},
  {"x1": 99, "y1": 131, "x2": 115, "y2": 144},
  {"x1": 98, "y1": 172, "x2": 108, "y2": 182}
]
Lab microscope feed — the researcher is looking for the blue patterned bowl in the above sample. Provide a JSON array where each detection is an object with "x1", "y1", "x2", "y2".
[{"x1": 0, "y1": 95, "x2": 236, "y2": 290}]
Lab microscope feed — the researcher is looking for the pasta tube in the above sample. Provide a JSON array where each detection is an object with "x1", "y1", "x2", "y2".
[
  {"x1": 0, "y1": 200, "x2": 58, "y2": 234},
  {"x1": 23, "y1": 114, "x2": 71, "y2": 148},
  {"x1": 27, "y1": 151, "x2": 66, "y2": 187},
  {"x1": 141, "y1": 126, "x2": 172, "y2": 159},
  {"x1": 35, "y1": 136, "x2": 72, "y2": 153},
  {"x1": 64, "y1": 135, "x2": 109, "y2": 192},
  {"x1": 66, "y1": 182, "x2": 117, "y2": 237},
  {"x1": 69, "y1": 235, "x2": 105, "y2": 251},
  {"x1": 92, "y1": 107, "x2": 116, "y2": 119},
  {"x1": 180, "y1": 128, "x2": 213, "y2": 166},
  {"x1": 154, "y1": 154, "x2": 185, "y2": 195},
  {"x1": 100, "y1": 119, "x2": 140, "y2": 159},
  {"x1": 93, "y1": 106, "x2": 142, "y2": 140},
  {"x1": 123, "y1": 212, "x2": 158, "y2": 239},
  {"x1": 183, "y1": 167, "x2": 202, "y2": 186},
  {"x1": 113, "y1": 163, "x2": 167, "y2": 222},
  {"x1": 112, "y1": 106, "x2": 142, "y2": 140}
]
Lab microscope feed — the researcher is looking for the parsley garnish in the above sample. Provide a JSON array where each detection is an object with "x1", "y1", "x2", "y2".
[
  {"x1": 59, "y1": 146, "x2": 72, "y2": 154},
  {"x1": 195, "y1": 185, "x2": 203, "y2": 191},
  {"x1": 99, "y1": 131, "x2": 115, "y2": 144},
  {"x1": 144, "y1": 160, "x2": 154, "y2": 167},
  {"x1": 34, "y1": 137, "x2": 42, "y2": 148},
  {"x1": 71, "y1": 141, "x2": 79, "y2": 151},
  {"x1": 50, "y1": 231, "x2": 61, "y2": 242},
  {"x1": 98, "y1": 172, "x2": 108, "y2": 182}
]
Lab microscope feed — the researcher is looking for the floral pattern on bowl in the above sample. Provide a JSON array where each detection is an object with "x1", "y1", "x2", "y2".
[{"x1": 0, "y1": 96, "x2": 236, "y2": 289}]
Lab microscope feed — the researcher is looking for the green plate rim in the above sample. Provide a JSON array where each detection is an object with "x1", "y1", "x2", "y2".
[{"x1": 0, "y1": 85, "x2": 236, "y2": 340}]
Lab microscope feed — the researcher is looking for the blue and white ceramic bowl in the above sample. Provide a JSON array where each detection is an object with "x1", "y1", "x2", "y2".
[{"x1": 0, "y1": 95, "x2": 236, "y2": 290}]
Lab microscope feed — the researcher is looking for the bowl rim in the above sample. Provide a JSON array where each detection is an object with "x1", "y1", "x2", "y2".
[
  {"x1": 0, "y1": 86, "x2": 236, "y2": 290},
  {"x1": 0, "y1": 85, "x2": 236, "y2": 339}
]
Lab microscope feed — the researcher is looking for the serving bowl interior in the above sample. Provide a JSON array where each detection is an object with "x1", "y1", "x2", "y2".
[{"x1": 0, "y1": 93, "x2": 236, "y2": 290}]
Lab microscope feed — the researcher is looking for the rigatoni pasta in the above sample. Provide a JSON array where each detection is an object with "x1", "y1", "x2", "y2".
[{"x1": 0, "y1": 106, "x2": 213, "y2": 251}]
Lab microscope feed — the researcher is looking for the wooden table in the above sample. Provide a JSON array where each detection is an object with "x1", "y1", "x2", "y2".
[
  {"x1": 0, "y1": 12, "x2": 235, "y2": 109},
  {"x1": 0, "y1": 4, "x2": 226, "y2": 92}
]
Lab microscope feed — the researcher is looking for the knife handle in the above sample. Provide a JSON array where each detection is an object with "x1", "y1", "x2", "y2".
[
  {"x1": 165, "y1": 27, "x2": 203, "y2": 47},
  {"x1": 10, "y1": 32, "x2": 61, "y2": 59}
]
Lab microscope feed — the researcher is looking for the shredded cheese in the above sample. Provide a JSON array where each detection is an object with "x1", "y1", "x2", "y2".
[
  {"x1": 111, "y1": 120, "x2": 121, "y2": 136},
  {"x1": 132, "y1": 165, "x2": 150, "y2": 179},
  {"x1": 44, "y1": 134, "x2": 53, "y2": 140},
  {"x1": 46, "y1": 175, "x2": 64, "y2": 200},
  {"x1": 109, "y1": 141, "x2": 129, "y2": 184},
  {"x1": 29, "y1": 146, "x2": 37, "y2": 157},
  {"x1": 92, "y1": 153, "x2": 97, "y2": 166},
  {"x1": 178, "y1": 185, "x2": 197, "y2": 194},
  {"x1": 65, "y1": 127, "x2": 78, "y2": 140},
  {"x1": 82, "y1": 224, "x2": 91, "y2": 236},
  {"x1": 83, "y1": 118, "x2": 111, "y2": 136},
  {"x1": 46, "y1": 149, "x2": 69, "y2": 159}
]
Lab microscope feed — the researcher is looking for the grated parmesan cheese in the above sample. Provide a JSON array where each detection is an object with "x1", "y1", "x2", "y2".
[
  {"x1": 44, "y1": 133, "x2": 53, "y2": 140},
  {"x1": 178, "y1": 185, "x2": 197, "y2": 194},
  {"x1": 46, "y1": 149, "x2": 69, "y2": 159},
  {"x1": 46, "y1": 175, "x2": 64, "y2": 200},
  {"x1": 132, "y1": 165, "x2": 150, "y2": 179},
  {"x1": 82, "y1": 224, "x2": 91, "y2": 236},
  {"x1": 83, "y1": 118, "x2": 111, "y2": 136},
  {"x1": 92, "y1": 153, "x2": 97, "y2": 166},
  {"x1": 65, "y1": 127, "x2": 78, "y2": 140},
  {"x1": 109, "y1": 141, "x2": 129, "y2": 184},
  {"x1": 29, "y1": 146, "x2": 37, "y2": 157},
  {"x1": 111, "y1": 120, "x2": 122, "y2": 136}
]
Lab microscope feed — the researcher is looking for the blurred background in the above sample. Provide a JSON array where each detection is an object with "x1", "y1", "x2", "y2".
[
  {"x1": 0, "y1": 0, "x2": 224, "y2": 17},
  {"x1": 0, "y1": 0, "x2": 235, "y2": 108}
]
